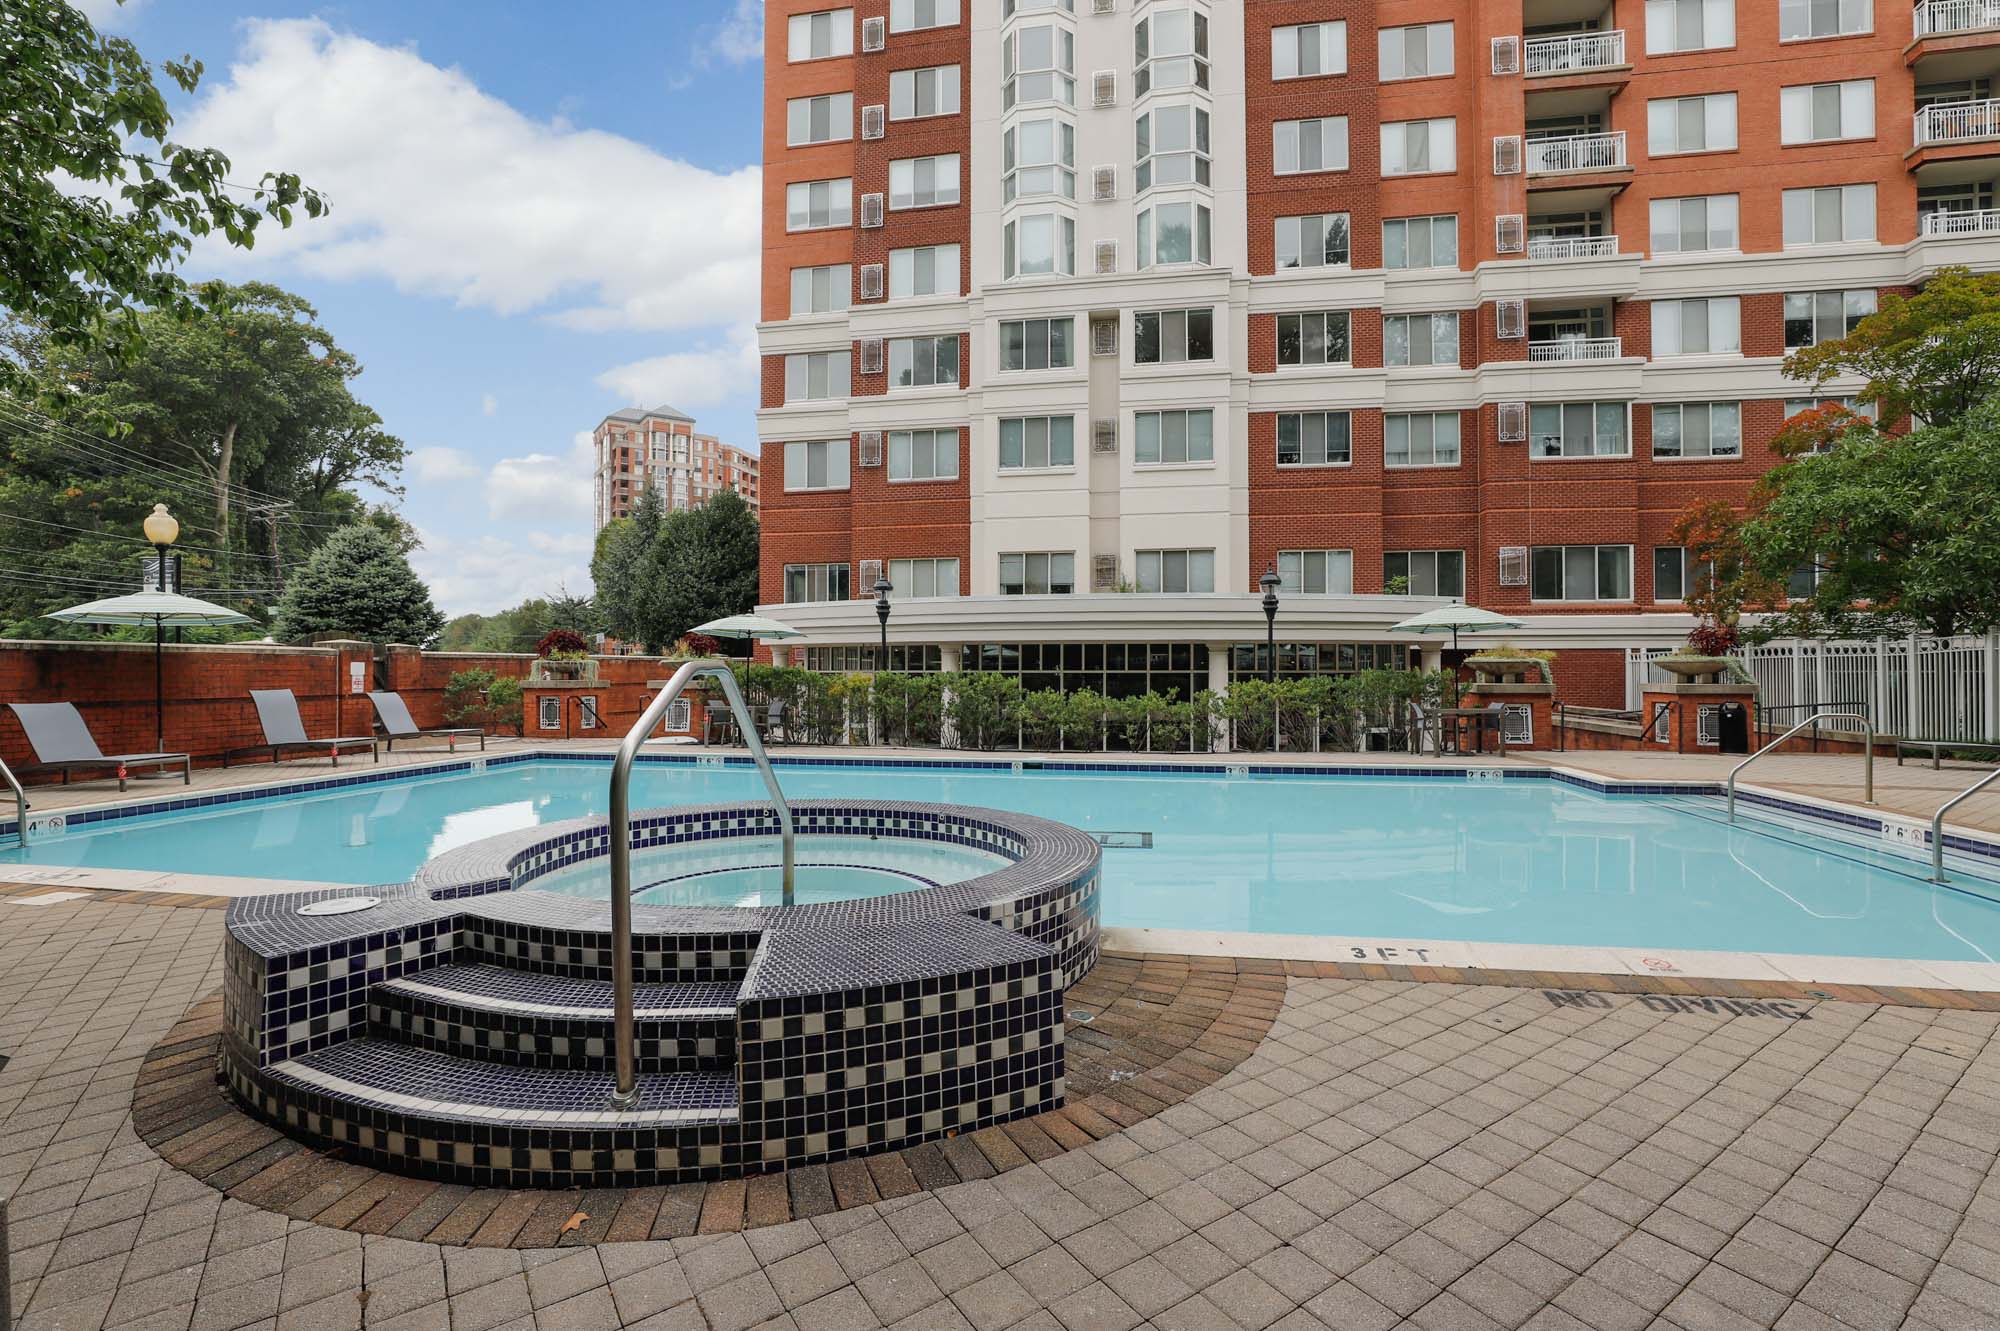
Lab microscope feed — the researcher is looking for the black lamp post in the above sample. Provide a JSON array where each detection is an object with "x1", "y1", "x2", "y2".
[
  {"x1": 1258, "y1": 566, "x2": 1281, "y2": 684},
  {"x1": 142, "y1": 504, "x2": 180, "y2": 752},
  {"x1": 874, "y1": 576, "x2": 893, "y2": 668}
]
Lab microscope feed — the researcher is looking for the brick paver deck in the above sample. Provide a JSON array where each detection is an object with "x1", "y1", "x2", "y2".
[{"x1": 7, "y1": 894, "x2": 2000, "y2": 1331}]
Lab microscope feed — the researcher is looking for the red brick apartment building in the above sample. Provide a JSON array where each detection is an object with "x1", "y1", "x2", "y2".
[
  {"x1": 593, "y1": 404, "x2": 761, "y2": 531},
  {"x1": 752, "y1": 0, "x2": 2000, "y2": 703}
]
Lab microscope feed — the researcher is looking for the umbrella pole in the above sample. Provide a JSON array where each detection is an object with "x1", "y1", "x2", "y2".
[
  {"x1": 1451, "y1": 627, "x2": 1460, "y2": 708},
  {"x1": 155, "y1": 621, "x2": 165, "y2": 753}
]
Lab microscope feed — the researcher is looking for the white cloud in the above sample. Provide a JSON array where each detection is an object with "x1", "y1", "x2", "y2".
[
  {"x1": 408, "y1": 446, "x2": 481, "y2": 485},
  {"x1": 176, "y1": 19, "x2": 760, "y2": 335},
  {"x1": 412, "y1": 528, "x2": 595, "y2": 618},
  {"x1": 594, "y1": 326, "x2": 759, "y2": 413},
  {"x1": 73, "y1": 0, "x2": 145, "y2": 30},
  {"x1": 671, "y1": 0, "x2": 763, "y2": 88},
  {"x1": 482, "y1": 433, "x2": 594, "y2": 525},
  {"x1": 480, "y1": 393, "x2": 498, "y2": 417}
]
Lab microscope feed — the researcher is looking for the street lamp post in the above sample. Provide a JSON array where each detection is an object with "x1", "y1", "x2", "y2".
[
  {"x1": 141, "y1": 505, "x2": 180, "y2": 752},
  {"x1": 874, "y1": 576, "x2": 894, "y2": 668},
  {"x1": 1258, "y1": 567, "x2": 1281, "y2": 684}
]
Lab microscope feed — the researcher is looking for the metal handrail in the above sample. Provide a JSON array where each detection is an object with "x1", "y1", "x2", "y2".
[
  {"x1": 0, "y1": 755, "x2": 27, "y2": 847},
  {"x1": 1727, "y1": 710, "x2": 1874, "y2": 822},
  {"x1": 1930, "y1": 767, "x2": 2000, "y2": 882},
  {"x1": 607, "y1": 657, "x2": 793, "y2": 1107}
]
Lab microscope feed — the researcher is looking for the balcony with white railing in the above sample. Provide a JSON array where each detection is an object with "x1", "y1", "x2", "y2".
[
  {"x1": 1914, "y1": 0, "x2": 2000, "y2": 38},
  {"x1": 1527, "y1": 336, "x2": 1622, "y2": 362},
  {"x1": 1914, "y1": 100, "x2": 2000, "y2": 148},
  {"x1": 1526, "y1": 235, "x2": 1619, "y2": 260},
  {"x1": 1921, "y1": 207, "x2": 2000, "y2": 237},
  {"x1": 1523, "y1": 31, "x2": 1627, "y2": 77},
  {"x1": 1526, "y1": 131, "x2": 1627, "y2": 175}
]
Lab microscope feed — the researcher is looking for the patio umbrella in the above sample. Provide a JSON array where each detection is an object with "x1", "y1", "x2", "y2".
[
  {"x1": 691, "y1": 613, "x2": 804, "y2": 641},
  {"x1": 48, "y1": 590, "x2": 253, "y2": 751},
  {"x1": 1390, "y1": 603, "x2": 1526, "y2": 707}
]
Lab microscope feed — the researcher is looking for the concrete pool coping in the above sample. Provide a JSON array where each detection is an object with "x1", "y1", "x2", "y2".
[{"x1": 6, "y1": 744, "x2": 1999, "y2": 993}]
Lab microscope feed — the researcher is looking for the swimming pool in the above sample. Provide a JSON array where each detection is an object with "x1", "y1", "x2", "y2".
[
  {"x1": 533, "y1": 832, "x2": 1014, "y2": 908},
  {"x1": 8, "y1": 757, "x2": 1999, "y2": 962}
]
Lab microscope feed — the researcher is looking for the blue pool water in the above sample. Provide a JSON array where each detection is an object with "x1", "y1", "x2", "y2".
[
  {"x1": 6, "y1": 760, "x2": 1999, "y2": 961},
  {"x1": 534, "y1": 834, "x2": 1013, "y2": 909}
]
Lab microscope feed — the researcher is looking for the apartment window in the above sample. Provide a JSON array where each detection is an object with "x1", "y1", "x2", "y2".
[
  {"x1": 1135, "y1": 410, "x2": 1215, "y2": 465},
  {"x1": 1273, "y1": 117, "x2": 1350, "y2": 174},
  {"x1": 887, "y1": 335, "x2": 960, "y2": 389},
  {"x1": 1383, "y1": 215, "x2": 1459, "y2": 269},
  {"x1": 1135, "y1": 548, "x2": 1215, "y2": 593},
  {"x1": 1780, "y1": 80, "x2": 1874, "y2": 143},
  {"x1": 1782, "y1": 184, "x2": 1876, "y2": 246},
  {"x1": 1780, "y1": 0, "x2": 1871, "y2": 41},
  {"x1": 1000, "y1": 552, "x2": 1075, "y2": 595},
  {"x1": 1784, "y1": 290, "x2": 1876, "y2": 348},
  {"x1": 889, "y1": 244, "x2": 960, "y2": 299},
  {"x1": 1276, "y1": 412, "x2": 1352, "y2": 466},
  {"x1": 1136, "y1": 202, "x2": 1211, "y2": 267},
  {"x1": 887, "y1": 429, "x2": 959, "y2": 481},
  {"x1": 790, "y1": 264, "x2": 851, "y2": 316},
  {"x1": 1274, "y1": 213, "x2": 1351, "y2": 269},
  {"x1": 1385, "y1": 413, "x2": 1461, "y2": 467},
  {"x1": 891, "y1": 0, "x2": 958, "y2": 33},
  {"x1": 785, "y1": 178, "x2": 853, "y2": 231},
  {"x1": 1136, "y1": 104, "x2": 1210, "y2": 191},
  {"x1": 1384, "y1": 551, "x2": 1464, "y2": 597},
  {"x1": 1652, "y1": 548, "x2": 1716, "y2": 602},
  {"x1": 1644, "y1": 0, "x2": 1734, "y2": 53},
  {"x1": 1377, "y1": 22, "x2": 1452, "y2": 80},
  {"x1": 1135, "y1": 8, "x2": 1209, "y2": 96},
  {"x1": 1652, "y1": 402, "x2": 1743, "y2": 458},
  {"x1": 788, "y1": 9, "x2": 853, "y2": 60},
  {"x1": 1000, "y1": 317, "x2": 1074, "y2": 371},
  {"x1": 1380, "y1": 119, "x2": 1456, "y2": 175},
  {"x1": 1004, "y1": 22, "x2": 1076, "y2": 107},
  {"x1": 889, "y1": 154, "x2": 960, "y2": 209},
  {"x1": 1134, "y1": 308, "x2": 1214, "y2": 364},
  {"x1": 1647, "y1": 94, "x2": 1737, "y2": 154},
  {"x1": 783, "y1": 354, "x2": 851, "y2": 404},
  {"x1": 784, "y1": 562, "x2": 851, "y2": 603},
  {"x1": 1278, "y1": 550, "x2": 1354, "y2": 595},
  {"x1": 1004, "y1": 118, "x2": 1076, "y2": 201},
  {"x1": 887, "y1": 557, "x2": 960, "y2": 597},
  {"x1": 1651, "y1": 298, "x2": 1741, "y2": 356},
  {"x1": 1531, "y1": 545, "x2": 1632, "y2": 601},
  {"x1": 1384, "y1": 313, "x2": 1459, "y2": 367},
  {"x1": 999, "y1": 416, "x2": 1076, "y2": 469},
  {"x1": 783, "y1": 439, "x2": 851, "y2": 490},
  {"x1": 1784, "y1": 395, "x2": 1876, "y2": 421},
  {"x1": 1649, "y1": 195, "x2": 1737, "y2": 253},
  {"x1": 1276, "y1": 312, "x2": 1352, "y2": 367},
  {"x1": 1530, "y1": 402, "x2": 1628, "y2": 458},
  {"x1": 1273, "y1": 21, "x2": 1348, "y2": 79},
  {"x1": 786, "y1": 93, "x2": 854, "y2": 146},
  {"x1": 1006, "y1": 0, "x2": 1074, "y2": 11},
  {"x1": 1004, "y1": 213, "x2": 1077, "y2": 278},
  {"x1": 890, "y1": 65, "x2": 961, "y2": 120}
]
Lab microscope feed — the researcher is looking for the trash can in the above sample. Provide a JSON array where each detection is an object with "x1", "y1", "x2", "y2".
[{"x1": 1717, "y1": 702, "x2": 1750, "y2": 754}]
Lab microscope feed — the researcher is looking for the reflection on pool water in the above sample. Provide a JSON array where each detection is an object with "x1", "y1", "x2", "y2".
[{"x1": 530, "y1": 833, "x2": 1013, "y2": 908}]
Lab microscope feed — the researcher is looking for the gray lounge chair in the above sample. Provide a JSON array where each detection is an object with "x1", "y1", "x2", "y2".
[
  {"x1": 367, "y1": 691, "x2": 485, "y2": 752},
  {"x1": 224, "y1": 689, "x2": 380, "y2": 768},
  {"x1": 7, "y1": 702, "x2": 191, "y2": 792}
]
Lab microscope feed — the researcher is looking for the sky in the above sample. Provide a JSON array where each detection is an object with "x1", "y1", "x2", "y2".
[{"x1": 75, "y1": 0, "x2": 767, "y2": 617}]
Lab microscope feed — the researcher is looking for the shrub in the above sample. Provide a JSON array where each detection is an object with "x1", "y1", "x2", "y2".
[
  {"x1": 442, "y1": 668, "x2": 523, "y2": 734},
  {"x1": 945, "y1": 672, "x2": 1024, "y2": 750},
  {"x1": 1685, "y1": 623, "x2": 1738, "y2": 657},
  {"x1": 869, "y1": 672, "x2": 946, "y2": 746},
  {"x1": 536, "y1": 628, "x2": 590, "y2": 659}
]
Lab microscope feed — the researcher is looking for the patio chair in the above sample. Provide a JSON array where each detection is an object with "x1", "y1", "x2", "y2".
[
  {"x1": 367, "y1": 691, "x2": 486, "y2": 753},
  {"x1": 6, "y1": 703, "x2": 191, "y2": 792},
  {"x1": 224, "y1": 689, "x2": 380, "y2": 768},
  {"x1": 760, "y1": 700, "x2": 787, "y2": 744},
  {"x1": 704, "y1": 700, "x2": 737, "y2": 746}
]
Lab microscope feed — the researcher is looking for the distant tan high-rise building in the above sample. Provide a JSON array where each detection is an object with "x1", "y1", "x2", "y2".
[{"x1": 591, "y1": 405, "x2": 761, "y2": 532}]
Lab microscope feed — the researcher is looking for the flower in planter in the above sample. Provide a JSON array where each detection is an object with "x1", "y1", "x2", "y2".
[{"x1": 536, "y1": 628, "x2": 591, "y2": 660}]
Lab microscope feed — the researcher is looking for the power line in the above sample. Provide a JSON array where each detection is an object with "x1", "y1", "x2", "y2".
[
  {"x1": 0, "y1": 512, "x2": 285, "y2": 563},
  {"x1": 0, "y1": 544, "x2": 286, "y2": 592}
]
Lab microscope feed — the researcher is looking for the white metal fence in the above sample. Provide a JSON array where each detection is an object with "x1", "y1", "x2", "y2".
[
  {"x1": 1914, "y1": 0, "x2": 2000, "y2": 37},
  {"x1": 1523, "y1": 30, "x2": 1625, "y2": 75},
  {"x1": 1914, "y1": 99, "x2": 2000, "y2": 147},
  {"x1": 1625, "y1": 635, "x2": 2000, "y2": 742},
  {"x1": 1526, "y1": 132, "x2": 1626, "y2": 174}
]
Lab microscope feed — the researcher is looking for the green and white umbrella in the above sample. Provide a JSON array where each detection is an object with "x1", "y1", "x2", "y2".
[
  {"x1": 1390, "y1": 604, "x2": 1526, "y2": 706},
  {"x1": 49, "y1": 591, "x2": 253, "y2": 750},
  {"x1": 691, "y1": 614, "x2": 804, "y2": 641}
]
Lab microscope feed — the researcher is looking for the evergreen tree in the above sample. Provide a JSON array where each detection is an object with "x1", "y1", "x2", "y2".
[{"x1": 270, "y1": 525, "x2": 445, "y2": 645}]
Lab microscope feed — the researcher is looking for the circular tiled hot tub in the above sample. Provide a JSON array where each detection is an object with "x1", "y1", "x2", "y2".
[{"x1": 219, "y1": 801, "x2": 1102, "y2": 1187}]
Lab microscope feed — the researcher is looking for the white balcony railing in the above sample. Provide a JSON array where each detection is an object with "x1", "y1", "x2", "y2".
[
  {"x1": 1523, "y1": 30, "x2": 1626, "y2": 75},
  {"x1": 1914, "y1": 0, "x2": 2000, "y2": 37},
  {"x1": 1526, "y1": 131, "x2": 1627, "y2": 174},
  {"x1": 1915, "y1": 99, "x2": 2000, "y2": 146},
  {"x1": 1526, "y1": 234, "x2": 1619, "y2": 259},
  {"x1": 1921, "y1": 208, "x2": 2000, "y2": 237},
  {"x1": 1527, "y1": 336, "x2": 1622, "y2": 362}
]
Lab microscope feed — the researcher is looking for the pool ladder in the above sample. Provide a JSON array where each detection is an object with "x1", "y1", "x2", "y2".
[
  {"x1": 1, "y1": 754, "x2": 26, "y2": 848},
  {"x1": 1726, "y1": 710, "x2": 1874, "y2": 824},
  {"x1": 607, "y1": 657, "x2": 793, "y2": 1108},
  {"x1": 1930, "y1": 767, "x2": 2000, "y2": 884}
]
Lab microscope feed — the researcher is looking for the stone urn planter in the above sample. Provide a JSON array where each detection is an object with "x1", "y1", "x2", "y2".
[
  {"x1": 1463, "y1": 654, "x2": 1549, "y2": 686},
  {"x1": 1653, "y1": 654, "x2": 1734, "y2": 684},
  {"x1": 528, "y1": 656, "x2": 599, "y2": 684}
]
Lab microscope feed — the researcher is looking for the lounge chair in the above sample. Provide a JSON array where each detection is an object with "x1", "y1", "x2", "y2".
[
  {"x1": 367, "y1": 691, "x2": 485, "y2": 753},
  {"x1": 6, "y1": 702, "x2": 191, "y2": 792},
  {"x1": 224, "y1": 689, "x2": 380, "y2": 767}
]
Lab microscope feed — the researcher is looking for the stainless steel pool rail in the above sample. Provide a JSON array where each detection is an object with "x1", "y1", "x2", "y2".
[
  {"x1": 1930, "y1": 767, "x2": 2000, "y2": 883},
  {"x1": 0, "y1": 754, "x2": 27, "y2": 849},
  {"x1": 608, "y1": 657, "x2": 794, "y2": 1107},
  {"x1": 1726, "y1": 710, "x2": 1874, "y2": 823}
]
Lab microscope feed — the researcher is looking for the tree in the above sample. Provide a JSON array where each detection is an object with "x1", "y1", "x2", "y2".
[
  {"x1": 1667, "y1": 500, "x2": 1786, "y2": 652},
  {"x1": 1735, "y1": 400, "x2": 2000, "y2": 639},
  {"x1": 270, "y1": 525, "x2": 446, "y2": 646},
  {"x1": 643, "y1": 491, "x2": 761, "y2": 651},
  {"x1": 1782, "y1": 266, "x2": 2000, "y2": 427},
  {"x1": 1, "y1": 1, "x2": 325, "y2": 399},
  {"x1": 590, "y1": 488, "x2": 664, "y2": 647}
]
